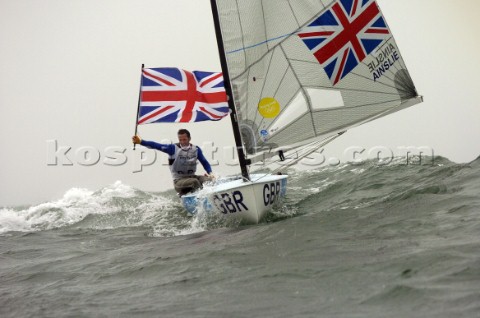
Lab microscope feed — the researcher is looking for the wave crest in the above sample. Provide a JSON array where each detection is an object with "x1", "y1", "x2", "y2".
[{"x1": 0, "y1": 181, "x2": 176, "y2": 235}]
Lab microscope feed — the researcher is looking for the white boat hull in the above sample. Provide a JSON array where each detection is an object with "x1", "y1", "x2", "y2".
[{"x1": 181, "y1": 174, "x2": 288, "y2": 224}]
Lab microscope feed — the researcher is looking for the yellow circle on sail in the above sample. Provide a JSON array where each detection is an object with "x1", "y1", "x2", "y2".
[{"x1": 258, "y1": 97, "x2": 280, "y2": 118}]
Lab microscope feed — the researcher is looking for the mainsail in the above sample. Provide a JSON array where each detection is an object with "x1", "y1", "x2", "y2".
[{"x1": 210, "y1": 0, "x2": 422, "y2": 166}]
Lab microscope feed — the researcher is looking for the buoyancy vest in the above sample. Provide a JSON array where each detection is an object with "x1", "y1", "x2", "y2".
[{"x1": 169, "y1": 143, "x2": 198, "y2": 180}]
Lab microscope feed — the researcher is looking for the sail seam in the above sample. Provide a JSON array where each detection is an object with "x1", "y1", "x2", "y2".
[
  {"x1": 279, "y1": 44, "x2": 318, "y2": 137},
  {"x1": 311, "y1": 98, "x2": 403, "y2": 113},
  {"x1": 267, "y1": 97, "x2": 406, "y2": 141},
  {"x1": 257, "y1": 63, "x2": 291, "y2": 130},
  {"x1": 261, "y1": 87, "x2": 302, "y2": 138},
  {"x1": 253, "y1": 50, "x2": 276, "y2": 126},
  {"x1": 230, "y1": 4, "x2": 332, "y2": 81},
  {"x1": 288, "y1": 58, "x2": 399, "y2": 91},
  {"x1": 234, "y1": 0, "x2": 248, "y2": 72}
]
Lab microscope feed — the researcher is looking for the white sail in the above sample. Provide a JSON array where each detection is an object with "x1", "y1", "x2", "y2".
[{"x1": 213, "y1": 0, "x2": 422, "y2": 159}]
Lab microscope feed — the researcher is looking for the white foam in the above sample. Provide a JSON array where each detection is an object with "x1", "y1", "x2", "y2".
[
  {"x1": 0, "y1": 187, "x2": 93, "y2": 234},
  {"x1": 150, "y1": 179, "x2": 240, "y2": 238},
  {"x1": 0, "y1": 208, "x2": 32, "y2": 234},
  {"x1": 0, "y1": 181, "x2": 153, "y2": 235}
]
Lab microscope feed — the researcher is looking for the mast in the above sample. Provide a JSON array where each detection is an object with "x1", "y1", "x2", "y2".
[{"x1": 210, "y1": 0, "x2": 250, "y2": 181}]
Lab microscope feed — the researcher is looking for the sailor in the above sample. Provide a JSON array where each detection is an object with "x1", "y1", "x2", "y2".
[{"x1": 132, "y1": 129, "x2": 214, "y2": 196}]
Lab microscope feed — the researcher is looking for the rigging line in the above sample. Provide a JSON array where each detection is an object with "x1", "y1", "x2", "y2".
[
  {"x1": 256, "y1": 138, "x2": 327, "y2": 169},
  {"x1": 257, "y1": 64, "x2": 291, "y2": 130},
  {"x1": 253, "y1": 134, "x2": 342, "y2": 176},
  {"x1": 277, "y1": 148, "x2": 322, "y2": 169},
  {"x1": 251, "y1": 146, "x2": 314, "y2": 177},
  {"x1": 270, "y1": 139, "x2": 337, "y2": 172},
  {"x1": 261, "y1": 152, "x2": 309, "y2": 172},
  {"x1": 268, "y1": 137, "x2": 338, "y2": 166}
]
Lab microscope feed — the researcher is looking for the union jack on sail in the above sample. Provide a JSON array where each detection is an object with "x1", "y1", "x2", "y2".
[
  {"x1": 138, "y1": 68, "x2": 229, "y2": 124},
  {"x1": 298, "y1": 0, "x2": 390, "y2": 85}
]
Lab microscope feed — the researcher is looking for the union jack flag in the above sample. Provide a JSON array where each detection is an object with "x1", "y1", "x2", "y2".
[
  {"x1": 298, "y1": 0, "x2": 390, "y2": 85},
  {"x1": 138, "y1": 67, "x2": 229, "y2": 124}
]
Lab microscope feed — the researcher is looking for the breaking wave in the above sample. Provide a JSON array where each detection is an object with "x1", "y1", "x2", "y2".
[{"x1": 1, "y1": 155, "x2": 479, "y2": 237}]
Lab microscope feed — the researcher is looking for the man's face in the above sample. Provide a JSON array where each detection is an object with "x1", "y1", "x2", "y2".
[{"x1": 178, "y1": 133, "x2": 190, "y2": 146}]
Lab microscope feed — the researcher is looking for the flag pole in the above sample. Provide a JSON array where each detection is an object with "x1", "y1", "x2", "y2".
[{"x1": 133, "y1": 64, "x2": 145, "y2": 150}]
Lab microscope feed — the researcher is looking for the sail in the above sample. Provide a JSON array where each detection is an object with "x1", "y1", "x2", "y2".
[{"x1": 212, "y1": 0, "x2": 422, "y2": 158}]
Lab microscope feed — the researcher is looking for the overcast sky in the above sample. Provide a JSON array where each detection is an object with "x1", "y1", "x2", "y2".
[{"x1": 1, "y1": 0, "x2": 479, "y2": 206}]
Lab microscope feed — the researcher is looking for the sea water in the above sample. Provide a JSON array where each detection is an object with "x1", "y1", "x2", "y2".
[{"x1": 1, "y1": 156, "x2": 479, "y2": 317}]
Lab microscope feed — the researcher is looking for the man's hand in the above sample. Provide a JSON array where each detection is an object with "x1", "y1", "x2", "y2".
[
  {"x1": 204, "y1": 173, "x2": 216, "y2": 181},
  {"x1": 132, "y1": 135, "x2": 142, "y2": 145}
]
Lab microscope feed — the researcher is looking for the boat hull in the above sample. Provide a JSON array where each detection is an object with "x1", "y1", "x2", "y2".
[{"x1": 181, "y1": 174, "x2": 288, "y2": 224}]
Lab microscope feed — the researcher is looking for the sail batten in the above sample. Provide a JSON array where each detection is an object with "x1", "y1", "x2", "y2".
[{"x1": 214, "y1": 0, "x2": 422, "y2": 159}]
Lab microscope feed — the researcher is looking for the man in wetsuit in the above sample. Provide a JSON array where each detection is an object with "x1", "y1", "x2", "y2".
[{"x1": 132, "y1": 129, "x2": 214, "y2": 196}]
